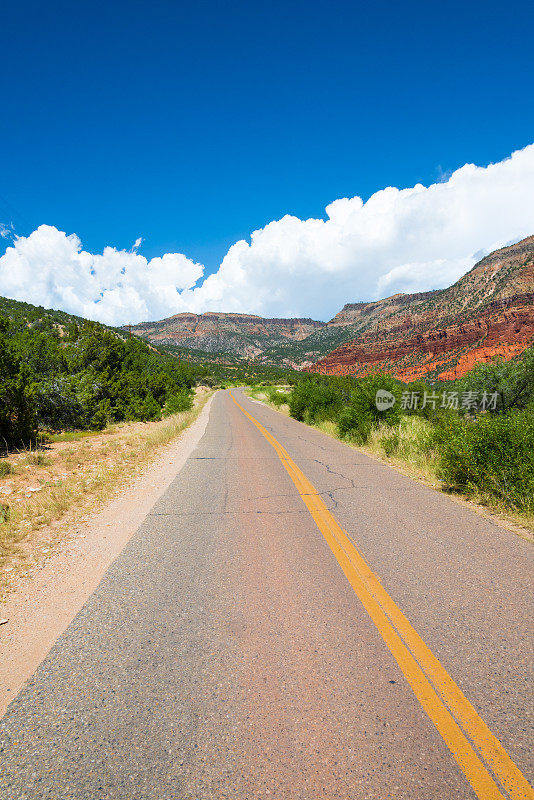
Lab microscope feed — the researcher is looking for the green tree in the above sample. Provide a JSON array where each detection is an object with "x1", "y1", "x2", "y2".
[
  {"x1": 163, "y1": 391, "x2": 193, "y2": 415},
  {"x1": 0, "y1": 319, "x2": 38, "y2": 447}
]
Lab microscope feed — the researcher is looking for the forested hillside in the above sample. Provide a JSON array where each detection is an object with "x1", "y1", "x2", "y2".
[{"x1": 0, "y1": 297, "x2": 198, "y2": 447}]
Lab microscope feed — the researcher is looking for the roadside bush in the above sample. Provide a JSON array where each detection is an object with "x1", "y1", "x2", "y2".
[
  {"x1": 435, "y1": 407, "x2": 534, "y2": 513},
  {"x1": 267, "y1": 387, "x2": 289, "y2": 407},
  {"x1": 34, "y1": 376, "x2": 85, "y2": 429},
  {"x1": 138, "y1": 393, "x2": 161, "y2": 422},
  {"x1": 456, "y1": 346, "x2": 534, "y2": 413},
  {"x1": 368, "y1": 417, "x2": 438, "y2": 481},
  {"x1": 0, "y1": 461, "x2": 14, "y2": 477},
  {"x1": 381, "y1": 430, "x2": 400, "y2": 456},
  {"x1": 163, "y1": 390, "x2": 193, "y2": 416},
  {"x1": 0, "y1": 336, "x2": 38, "y2": 448},
  {"x1": 90, "y1": 399, "x2": 113, "y2": 431},
  {"x1": 289, "y1": 379, "x2": 344, "y2": 423},
  {"x1": 338, "y1": 374, "x2": 401, "y2": 444}
]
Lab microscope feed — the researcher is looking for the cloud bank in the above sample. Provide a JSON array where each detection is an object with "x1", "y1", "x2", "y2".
[{"x1": 1, "y1": 143, "x2": 533, "y2": 325}]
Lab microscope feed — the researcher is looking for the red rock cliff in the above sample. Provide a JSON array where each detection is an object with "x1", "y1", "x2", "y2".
[{"x1": 310, "y1": 237, "x2": 534, "y2": 381}]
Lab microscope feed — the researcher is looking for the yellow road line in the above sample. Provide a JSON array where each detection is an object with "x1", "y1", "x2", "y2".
[{"x1": 229, "y1": 391, "x2": 533, "y2": 800}]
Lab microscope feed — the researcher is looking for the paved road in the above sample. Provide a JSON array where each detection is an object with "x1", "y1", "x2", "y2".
[{"x1": 0, "y1": 389, "x2": 532, "y2": 799}]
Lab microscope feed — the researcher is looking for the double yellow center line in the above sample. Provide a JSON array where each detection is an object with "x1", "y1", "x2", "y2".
[{"x1": 229, "y1": 391, "x2": 533, "y2": 800}]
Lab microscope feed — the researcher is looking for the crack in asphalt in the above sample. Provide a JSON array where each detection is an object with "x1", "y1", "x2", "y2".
[
  {"x1": 147, "y1": 508, "x2": 336, "y2": 518},
  {"x1": 278, "y1": 429, "x2": 335, "y2": 454},
  {"x1": 149, "y1": 484, "x2": 350, "y2": 517},
  {"x1": 190, "y1": 457, "x2": 284, "y2": 461},
  {"x1": 325, "y1": 490, "x2": 339, "y2": 510},
  {"x1": 234, "y1": 486, "x2": 349, "y2": 502},
  {"x1": 319, "y1": 460, "x2": 358, "y2": 489}
]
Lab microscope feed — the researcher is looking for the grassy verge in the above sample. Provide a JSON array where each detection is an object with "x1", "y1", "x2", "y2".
[
  {"x1": 0, "y1": 390, "x2": 212, "y2": 584},
  {"x1": 245, "y1": 387, "x2": 534, "y2": 537},
  {"x1": 247, "y1": 386, "x2": 291, "y2": 415}
]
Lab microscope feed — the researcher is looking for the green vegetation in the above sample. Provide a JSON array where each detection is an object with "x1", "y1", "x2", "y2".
[
  {"x1": 265, "y1": 387, "x2": 291, "y2": 407},
  {"x1": 163, "y1": 390, "x2": 194, "y2": 415},
  {"x1": 279, "y1": 346, "x2": 534, "y2": 520},
  {"x1": 435, "y1": 409, "x2": 534, "y2": 514},
  {"x1": 157, "y1": 341, "x2": 300, "y2": 387},
  {"x1": 453, "y1": 347, "x2": 534, "y2": 413},
  {"x1": 0, "y1": 298, "x2": 200, "y2": 448},
  {"x1": 0, "y1": 461, "x2": 14, "y2": 478},
  {"x1": 289, "y1": 378, "x2": 345, "y2": 423}
]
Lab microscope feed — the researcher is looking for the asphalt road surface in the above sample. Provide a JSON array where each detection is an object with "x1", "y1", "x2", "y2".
[{"x1": 0, "y1": 389, "x2": 532, "y2": 800}]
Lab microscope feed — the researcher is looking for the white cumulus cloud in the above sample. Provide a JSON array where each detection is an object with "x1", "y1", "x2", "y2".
[
  {"x1": 0, "y1": 226, "x2": 203, "y2": 325},
  {"x1": 1, "y1": 143, "x2": 533, "y2": 324}
]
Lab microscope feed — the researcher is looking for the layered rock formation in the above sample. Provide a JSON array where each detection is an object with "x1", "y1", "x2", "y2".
[
  {"x1": 129, "y1": 312, "x2": 325, "y2": 358},
  {"x1": 310, "y1": 236, "x2": 534, "y2": 381}
]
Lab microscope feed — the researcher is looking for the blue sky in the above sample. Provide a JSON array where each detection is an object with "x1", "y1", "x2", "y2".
[{"x1": 1, "y1": 0, "x2": 533, "y2": 323}]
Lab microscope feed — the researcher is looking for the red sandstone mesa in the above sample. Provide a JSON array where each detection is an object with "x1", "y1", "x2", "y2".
[{"x1": 310, "y1": 236, "x2": 534, "y2": 381}]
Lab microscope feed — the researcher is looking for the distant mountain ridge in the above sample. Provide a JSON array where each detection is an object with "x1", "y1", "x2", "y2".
[
  {"x1": 128, "y1": 312, "x2": 326, "y2": 358},
  {"x1": 310, "y1": 235, "x2": 534, "y2": 380},
  {"x1": 328, "y1": 290, "x2": 441, "y2": 327},
  {"x1": 126, "y1": 235, "x2": 534, "y2": 380}
]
